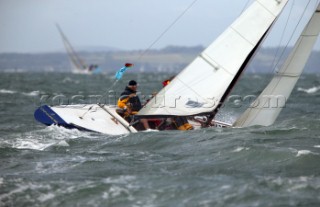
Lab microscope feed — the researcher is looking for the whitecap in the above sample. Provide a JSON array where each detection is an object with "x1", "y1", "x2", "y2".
[
  {"x1": 12, "y1": 139, "x2": 54, "y2": 151},
  {"x1": 314, "y1": 145, "x2": 320, "y2": 148},
  {"x1": 232, "y1": 147, "x2": 250, "y2": 152},
  {"x1": 37, "y1": 192, "x2": 55, "y2": 202},
  {"x1": 21, "y1": 90, "x2": 40, "y2": 97},
  {"x1": 297, "y1": 86, "x2": 320, "y2": 94},
  {"x1": 56, "y1": 140, "x2": 70, "y2": 147},
  {"x1": 0, "y1": 89, "x2": 17, "y2": 94},
  {"x1": 102, "y1": 175, "x2": 136, "y2": 185},
  {"x1": 5, "y1": 125, "x2": 83, "y2": 151},
  {"x1": 296, "y1": 150, "x2": 313, "y2": 157},
  {"x1": 287, "y1": 183, "x2": 308, "y2": 192}
]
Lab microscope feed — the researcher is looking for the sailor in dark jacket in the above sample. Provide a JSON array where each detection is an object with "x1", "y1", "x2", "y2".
[
  {"x1": 118, "y1": 80, "x2": 142, "y2": 112},
  {"x1": 117, "y1": 80, "x2": 150, "y2": 130}
]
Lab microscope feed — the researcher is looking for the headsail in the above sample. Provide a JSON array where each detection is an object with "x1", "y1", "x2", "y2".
[
  {"x1": 138, "y1": 0, "x2": 289, "y2": 117},
  {"x1": 234, "y1": 3, "x2": 320, "y2": 127},
  {"x1": 56, "y1": 24, "x2": 88, "y2": 72}
]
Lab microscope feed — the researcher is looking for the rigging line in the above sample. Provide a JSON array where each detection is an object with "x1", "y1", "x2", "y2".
[
  {"x1": 272, "y1": 0, "x2": 313, "y2": 73},
  {"x1": 270, "y1": 0, "x2": 295, "y2": 72},
  {"x1": 136, "y1": 0, "x2": 200, "y2": 61},
  {"x1": 80, "y1": 79, "x2": 120, "y2": 118},
  {"x1": 239, "y1": 0, "x2": 252, "y2": 15},
  {"x1": 138, "y1": 0, "x2": 251, "y2": 96},
  {"x1": 97, "y1": 79, "x2": 119, "y2": 105},
  {"x1": 314, "y1": 0, "x2": 320, "y2": 12},
  {"x1": 99, "y1": 0, "x2": 200, "y2": 105},
  {"x1": 100, "y1": 0, "x2": 200, "y2": 105}
]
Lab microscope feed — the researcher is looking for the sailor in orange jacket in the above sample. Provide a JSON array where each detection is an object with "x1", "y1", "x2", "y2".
[{"x1": 117, "y1": 80, "x2": 150, "y2": 130}]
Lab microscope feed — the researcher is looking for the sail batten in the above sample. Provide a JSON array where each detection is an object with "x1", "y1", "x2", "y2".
[
  {"x1": 199, "y1": 54, "x2": 220, "y2": 71},
  {"x1": 138, "y1": 0, "x2": 289, "y2": 117},
  {"x1": 234, "y1": 3, "x2": 320, "y2": 127}
]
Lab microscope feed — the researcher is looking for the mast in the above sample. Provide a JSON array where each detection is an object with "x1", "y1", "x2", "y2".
[{"x1": 234, "y1": 3, "x2": 320, "y2": 127}]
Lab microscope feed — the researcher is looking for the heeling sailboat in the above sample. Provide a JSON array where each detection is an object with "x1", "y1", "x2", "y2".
[
  {"x1": 34, "y1": 0, "x2": 302, "y2": 135},
  {"x1": 56, "y1": 24, "x2": 101, "y2": 74},
  {"x1": 234, "y1": 3, "x2": 320, "y2": 127}
]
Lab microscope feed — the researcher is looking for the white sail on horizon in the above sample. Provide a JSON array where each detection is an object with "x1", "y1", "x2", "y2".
[{"x1": 56, "y1": 24, "x2": 89, "y2": 73}]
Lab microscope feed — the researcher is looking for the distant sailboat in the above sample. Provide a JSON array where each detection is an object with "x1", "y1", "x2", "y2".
[
  {"x1": 34, "y1": 0, "x2": 320, "y2": 135},
  {"x1": 56, "y1": 24, "x2": 101, "y2": 74}
]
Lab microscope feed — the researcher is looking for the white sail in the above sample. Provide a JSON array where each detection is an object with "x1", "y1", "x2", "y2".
[
  {"x1": 56, "y1": 24, "x2": 88, "y2": 73},
  {"x1": 234, "y1": 3, "x2": 320, "y2": 127},
  {"x1": 138, "y1": 0, "x2": 289, "y2": 117}
]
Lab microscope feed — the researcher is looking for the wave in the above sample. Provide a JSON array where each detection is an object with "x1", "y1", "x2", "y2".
[
  {"x1": 21, "y1": 90, "x2": 40, "y2": 97},
  {"x1": 0, "y1": 89, "x2": 41, "y2": 97},
  {"x1": 0, "y1": 125, "x2": 94, "y2": 151},
  {"x1": 297, "y1": 86, "x2": 320, "y2": 94},
  {"x1": 296, "y1": 150, "x2": 317, "y2": 157},
  {"x1": 0, "y1": 89, "x2": 17, "y2": 94}
]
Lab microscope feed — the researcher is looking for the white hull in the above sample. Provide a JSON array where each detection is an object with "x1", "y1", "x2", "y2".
[
  {"x1": 34, "y1": 104, "x2": 231, "y2": 135},
  {"x1": 35, "y1": 104, "x2": 137, "y2": 135}
]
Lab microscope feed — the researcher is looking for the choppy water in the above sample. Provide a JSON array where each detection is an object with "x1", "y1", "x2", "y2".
[{"x1": 0, "y1": 72, "x2": 320, "y2": 207}]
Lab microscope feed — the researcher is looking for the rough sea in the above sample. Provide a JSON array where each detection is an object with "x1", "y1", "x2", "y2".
[{"x1": 0, "y1": 72, "x2": 320, "y2": 207}]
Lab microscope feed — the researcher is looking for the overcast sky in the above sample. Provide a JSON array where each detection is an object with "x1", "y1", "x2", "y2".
[{"x1": 0, "y1": 0, "x2": 319, "y2": 53}]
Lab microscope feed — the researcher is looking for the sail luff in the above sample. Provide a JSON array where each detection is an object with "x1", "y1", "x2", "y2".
[
  {"x1": 138, "y1": 0, "x2": 289, "y2": 117},
  {"x1": 233, "y1": 3, "x2": 320, "y2": 127}
]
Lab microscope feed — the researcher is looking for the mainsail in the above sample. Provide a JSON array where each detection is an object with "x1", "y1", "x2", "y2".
[
  {"x1": 234, "y1": 3, "x2": 320, "y2": 127},
  {"x1": 56, "y1": 24, "x2": 88, "y2": 72},
  {"x1": 138, "y1": 0, "x2": 289, "y2": 117}
]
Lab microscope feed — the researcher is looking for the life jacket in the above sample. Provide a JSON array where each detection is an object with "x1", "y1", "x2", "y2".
[{"x1": 118, "y1": 86, "x2": 142, "y2": 112}]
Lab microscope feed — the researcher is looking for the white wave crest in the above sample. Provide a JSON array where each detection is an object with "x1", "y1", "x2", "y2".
[
  {"x1": 2, "y1": 125, "x2": 88, "y2": 151},
  {"x1": 22, "y1": 90, "x2": 40, "y2": 97},
  {"x1": 232, "y1": 147, "x2": 250, "y2": 152},
  {"x1": 0, "y1": 89, "x2": 42, "y2": 97},
  {"x1": 0, "y1": 89, "x2": 17, "y2": 94},
  {"x1": 296, "y1": 150, "x2": 314, "y2": 157},
  {"x1": 297, "y1": 86, "x2": 320, "y2": 94}
]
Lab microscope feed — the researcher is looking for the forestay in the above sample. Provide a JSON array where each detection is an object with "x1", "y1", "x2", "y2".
[{"x1": 138, "y1": 0, "x2": 289, "y2": 117}]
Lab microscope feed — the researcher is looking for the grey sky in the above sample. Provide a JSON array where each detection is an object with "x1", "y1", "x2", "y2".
[{"x1": 0, "y1": 0, "x2": 319, "y2": 53}]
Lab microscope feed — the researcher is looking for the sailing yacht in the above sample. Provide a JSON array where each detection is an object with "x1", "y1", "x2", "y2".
[
  {"x1": 34, "y1": 0, "x2": 320, "y2": 135},
  {"x1": 56, "y1": 24, "x2": 101, "y2": 74}
]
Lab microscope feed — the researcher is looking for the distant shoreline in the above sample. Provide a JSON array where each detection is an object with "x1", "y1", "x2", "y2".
[{"x1": 0, "y1": 46, "x2": 319, "y2": 73}]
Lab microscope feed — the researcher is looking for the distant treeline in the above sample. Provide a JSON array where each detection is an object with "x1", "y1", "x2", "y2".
[{"x1": 0, "y1": 46, "x2": 319, "y2": 73}]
